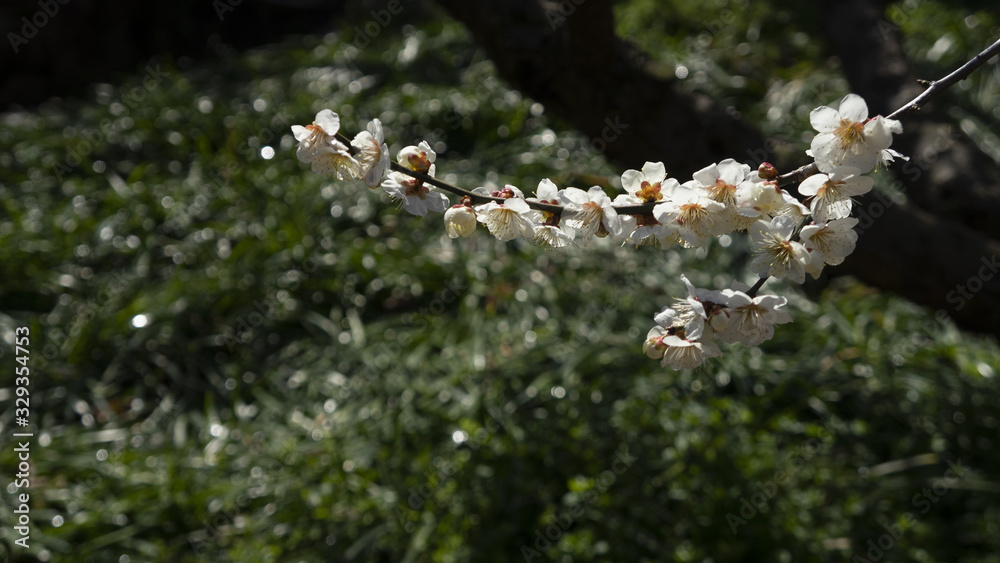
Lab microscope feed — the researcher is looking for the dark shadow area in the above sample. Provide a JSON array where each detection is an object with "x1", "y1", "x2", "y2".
[{"x1": 0, "y1": 0, "x2": 350, "y2": 109}]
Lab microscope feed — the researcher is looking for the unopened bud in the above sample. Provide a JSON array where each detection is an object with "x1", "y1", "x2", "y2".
[
  {"x1": 644, "y1": 327, "x2": 669, "y2": 359},
  {"x1": 444, "y1": 206, "x2": 477, "y2": 239},
  {"x1": 644, "y1": 336, "x2": 667, "y2": 359},
  {"x1": 398, "y1": 145, "x2": 432, "y2": 174},
  {"x1": 758, "y1": 162, "x2": 779, "y2": 181}
]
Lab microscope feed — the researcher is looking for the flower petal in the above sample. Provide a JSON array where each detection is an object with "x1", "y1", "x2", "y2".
[
  {"x1": 838, "y1": 94, "x2": 869, "y2": 123},
  {"x1": 314, "y1": 109, "x2": 340, "y2": 135},
  {"x1": 641, "y1": 161, "x2": 666, "y2": 183},
  {"x1": 621, "y1": 169, "x2": 644, "y2": 194},
  {"x1": 809, "y1": 106, "x2": 841, "y2": 132}
]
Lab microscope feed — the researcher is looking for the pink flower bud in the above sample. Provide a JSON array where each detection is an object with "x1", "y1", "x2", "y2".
[{"x1": 757, "y1": 162, "x2": 779, "y2": 180}]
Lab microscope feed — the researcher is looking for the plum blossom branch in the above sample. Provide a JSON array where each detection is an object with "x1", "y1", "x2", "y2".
[
  {"x1": 331, "y1": 39, "x2": 1000, "y2": 216},
  {"x1": 292, "y1": 37, "x2": 1000, "y2": 372},
  {"x1": 334, "y1": 131, "x2": 566, "y2": 215}
]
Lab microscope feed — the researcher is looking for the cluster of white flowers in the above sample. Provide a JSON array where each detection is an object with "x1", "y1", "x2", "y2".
[
  {"x1": 643, "y1": 277, "x2": 793, "y2": 370},
  {"x1": 292, "y1": 93, "x2": 904, "y2": 371}
]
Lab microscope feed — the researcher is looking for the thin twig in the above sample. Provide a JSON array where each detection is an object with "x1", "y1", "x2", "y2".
[{"x1": 886, "y1": 37, "x2": 1000, "y2": 121}]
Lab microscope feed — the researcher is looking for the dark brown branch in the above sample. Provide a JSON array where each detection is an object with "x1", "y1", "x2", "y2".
[
  {"x1": 746, "y1": 276, "x2": 769, "y2": 298},
  {"x1": 886, "y1": 38, "x2": 1000, "y2": 121}
]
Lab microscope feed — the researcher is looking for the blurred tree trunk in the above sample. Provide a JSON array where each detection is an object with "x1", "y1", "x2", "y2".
[
  {"x1": 431, "y1": 0, "x2": 766, "y2": 174},
  {"x1": 434, "y1": 0, "x2": 1000, "y2": 340}
]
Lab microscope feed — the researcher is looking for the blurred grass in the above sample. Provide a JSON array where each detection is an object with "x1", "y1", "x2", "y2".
[{"x1": 0, "y1": 1, "x2": 999, "y2": 562}]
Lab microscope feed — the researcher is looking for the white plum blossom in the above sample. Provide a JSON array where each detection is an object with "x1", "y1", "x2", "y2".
[
  {"x1": 644, "y1": 275, "x2": 795, "y2": 369},
  {"x1": 803, "y1": 246, "x2": 827, "y2": 279},
  {"x1": 529, "y1": 178, "x2": 561, "y2": 203},
  {"x1": 644, "y1": 306, "x2": 680, "y2": 360},
  {"x1": 653, "y1": 186, "x2": 725, "y2": 248},
  {"x1": 735, "y1": 180, "x2": 786, "y2": 228},
  {"x1": 381, "y1": 172, "x2": 450, "y2": 216},
  {"x1": 690, "y1": 159, "x2": 752, "y2": 235},
  {"x1": 526, "y1": 179, "x2": 576, "y2": 248},
  {"x1": 397, "y1": 141, "x2": 436, "y2": 175},
  {"x1": 716, "y1": 283, "x2": 793, "y2": 346},
  {"x1": 799, "y1": 217, "x2": 859, "y2": 266},
  {"x1": 808, "y1": 94, "x2": 903, "y2": 173},
  {"x1": 444, "y1": 203, "x2": 477, "y2": 238},
  {"x1": 643, "y1": 275, "x2": 732, "y2": 370},
  {"x1": 674, "y1": 275, "x2": 711, "y2": 341},
  {"x1": 351, "y1": 118, "x2": 390, "y2": 188},
  {"x1": 380, "y1": 140, "x2": 450, "y2": 216},
  {"x1": 643, "y1": 312, "x2": 722, "y2": 370},
  {"x1": 292, "y1": 109, "x2": 361, "y2": 180},
  {"x1": 797, "y1": 166, "x2": 873, "y2": 223},
  {"x1": 290, "y1": 84, "x2": 931, "y2": 372},
  {"x1": 654, "y1": 306, "x2": 678, "y2": 328},
  {"x1": 774, "y1": 190, "x2": 813, "y2": 225},
  {"x1": 749, "y1": 216, "x2": 811, "y2": 283},
  {"x1": 618, "y1": 211, "x2": 681, "y2": 248},
  {"x1": 877, "y1": 147, "x2": 909, "y2": 170},
  {"x1": 531, "y1": 223, "x2": 577, "y2": 248},
  {"x1": 675, "y1": 274, "x2": 734, "y2": 338},
  {"x1": 659, "y1": 332, "x2": 723, "y2": 370},
  {"x1": 560, "y1": 186, "x2": 622, "y2": 242},
  {"x1": 612, "y1": 190, "x2": 679, "y2": 247},
  {"x1": 475, "y1": 186, "x2": 536, "y2": 241},
  {"x1": 622, "y1": 161, "x2": 675, "y2": 203}
]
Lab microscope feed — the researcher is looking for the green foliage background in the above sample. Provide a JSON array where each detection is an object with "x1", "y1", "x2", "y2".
[{"x1": 1, "y1": 1, "x2": 999, "y2": 561}]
